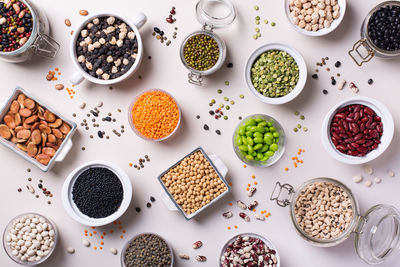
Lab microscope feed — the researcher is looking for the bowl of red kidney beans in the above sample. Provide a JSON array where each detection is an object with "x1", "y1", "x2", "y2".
[{"x1": 321, "y1": 96, "x2": 394, "y2": 164}]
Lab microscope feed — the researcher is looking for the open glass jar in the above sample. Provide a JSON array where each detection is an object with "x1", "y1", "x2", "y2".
[
  {"x1": 271, "y1": 177, "x2": 400, "y2": 265},
  {"x1": 348, "y1": 1, "x2": 400, "y2": 66},
  {"x1": 179, "y1": 0, "x2": 236, "y2": 85},
  {"x1": 0, "y1": 0, "x2": 59, "y2": 63}
]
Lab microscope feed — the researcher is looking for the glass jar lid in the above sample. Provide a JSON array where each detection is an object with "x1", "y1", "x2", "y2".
[
  {"x1": 195, "y1": 0, "x2": 236, "y2": 29},
  {"x1": 355, "y1": 204, "x2": 400, "y2": 265}
]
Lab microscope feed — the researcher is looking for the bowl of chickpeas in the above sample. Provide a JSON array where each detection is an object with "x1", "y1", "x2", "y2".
[{"x1": 158, "y1": 147, "x2": 230, "y2": 220}]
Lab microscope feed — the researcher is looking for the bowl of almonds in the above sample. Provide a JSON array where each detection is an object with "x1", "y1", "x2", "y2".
[
  {"x1": 285, "y1": 0, "x2": 346, "y2": 36},
  {"x1": 0, "y1": 87, "x2": 77, "y2": 172}
]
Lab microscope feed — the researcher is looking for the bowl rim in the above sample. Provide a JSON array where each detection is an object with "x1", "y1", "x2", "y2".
[
  {"x1": 321, "y1": 96, "x2": 394, "y2": 164},
  {"x1": 284, "y1": 0, "x2": 347, "y2": 37},
  {"x1": 244, "y1": 43, "x2": 307, "y2": 105},
  {"x1": 69, "y1": 12, "x2": 144, "y2": 85},
  {"x1": 219, "y1": 232, "x2": 281, "y2": 267},
  {"x1": 61, "y1": 160, "x2": 132, "y2": 226},
  {"x1": 120, "y1": 232, "x2": 174, "y2": 267},
  {"x1": 3, "y1": 212, "x2": 58, "y2": 265},
  {"x1": 232, "y1": 114, "x2": 286, "y2": 167},
  {"x1": 127, "y1": 89, "x2": 181, "y2": 142}
]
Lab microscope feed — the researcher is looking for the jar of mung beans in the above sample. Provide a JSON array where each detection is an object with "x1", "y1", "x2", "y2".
[
  {"x1": 349, "y1": 1, "x2": 400, "y2": 66},
  {"x1": 179, "y1": 0, "x2": 236, "y2": 85},
  {"x1": 0, "y1": 0, "x2": 59, "y2": 63},
  {"x1": 270, "y1": 177, "x2": 400, "y2": 265}
]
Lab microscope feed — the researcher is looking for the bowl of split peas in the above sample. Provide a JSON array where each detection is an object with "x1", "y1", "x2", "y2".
[
  {"x1": 128, "y1": 89, "x2": 181, "y2": 141},
  {"x1": 233, "y1": 114, "x2": 285, "y2": 167}
]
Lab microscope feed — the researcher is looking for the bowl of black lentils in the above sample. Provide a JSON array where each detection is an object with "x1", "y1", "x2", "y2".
[
  {"x1": 69, "y1": 12, "x2": 147, "y2": 85},
  {"x1": 121, "y1": 233, "x2": 173, "y2": 267},
  {"x1": 245, "y1": 43, "x2": 307, "y2": 105},
  {"x1": 61, "y1": 161, "x2": 132, "y2": 226}
]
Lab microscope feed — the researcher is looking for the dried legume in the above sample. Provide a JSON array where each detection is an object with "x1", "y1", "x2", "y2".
[
  {"x1": 251, "y1": 50, "x2": 299, "y2": 98},
  {"x1": 183, "y1": 34, "x2": 219, "y2": 71}
]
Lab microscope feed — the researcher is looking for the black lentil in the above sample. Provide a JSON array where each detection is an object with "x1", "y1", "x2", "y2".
[
  {"x1": 97, "y1": 131, "x2": 104, "y2": 138},
  {"x1": 135, "y1": 207, "x2": 141, "y2": 212},
  {"x1": 368, "y1": 78, "x2": 374, "y2": 85},
  {"x1": 124, "y1": 234, "x2": 172, "y2": 267},
  {"x1": 227, "y1": 62, "x2": 233, "y2": 68},
  {"x1": 331, "y1": 77, "x2": 337, "y2": 85},
  {"x1": 216, "y1": 130, "x2": 221, "y2": 135},
  {"x1": 72, "y1": 167, "x2": 123, "y2": 218}
]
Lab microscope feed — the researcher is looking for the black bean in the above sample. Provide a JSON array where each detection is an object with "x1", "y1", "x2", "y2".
[
  {"x1": 323, "y1": 89, "x2": 328, "y2": 95},
  {"x1": 368, "y1": 78, "x2": 374, "y2": 85},
  {"x1": 153, "y1": 27, "x2": 160, "y2": 33},
  {"x1": 209, "y1": 110, "x2": 215, "y2": 115},
  {"x1": 216, "y1": 130, "x2": 221, "y2": 135},
  {"x1": 203, "y1": 124, "x2": 209, "y2": 131},
  {"x1": 227, "y1": 62, "x2": 233, "y2": 68},
  {"x1": 98, "y1": 131, "x2": 104, "y2": 138},
  {"x1": 334, "y1": 61, "x2": 341, "y2": 68},
  {"x1": 146, "y1": 202, "x2": 151, "y2": 208},
  {"x1": 135, "y1": 207, "x2": 141, "y2": 212},
  {"x1": 150, "y1": 196, "x2": 156, "y2": 202},
  {"x1": 312, "y1": 74, "x2": 318, "y2": 79},
  {"x1": 331, "y1": 77, "x2": 336, "y2": 85},
  {"x1": 196, "y1": 115, "x2": 200, "y2": 119}
]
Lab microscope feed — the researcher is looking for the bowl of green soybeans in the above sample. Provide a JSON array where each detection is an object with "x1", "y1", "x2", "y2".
[
  {"x1": 232, "y1": 114, "x2": 285, "y2": 167},
  {"x1": 245, "y1": 43, "x2": 307, "y2": 105}
]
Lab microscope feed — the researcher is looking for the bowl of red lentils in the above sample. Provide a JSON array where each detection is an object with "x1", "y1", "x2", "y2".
[{"x1": 128, "y1": 89, "x2": 181, "y2": 141}]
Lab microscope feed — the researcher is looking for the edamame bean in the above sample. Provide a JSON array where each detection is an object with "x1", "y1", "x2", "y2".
[
  {"x1": 257, "y1": 153, "x2": 264, "y2": 160},
  {"x1": 247, "y1": 137, "x2": 254, "y2": 146},
  {"x1": 246, "y1": 131, "x2": 253, "y2": 137},
  {"x1": 260, "y1": 144, "x2": 269, "y2": 152},
  {"x1": 265, "y1": 151, "x2": 275, "y2": 157},
  {"x1": 242, "y1": 136, "x2": 248, "y2": 145},
  {"x1": 236, "y1": 136, "x2": 242, "y2": 146},
  {"x1": 254, "y1": 137, "x2": 263, "y2": 144},
  {"x1": 248, "y1": 145, "x2": 254, "y2": 154},
  {"x1": 246, "y1": 155, "x2": 254, "y2": 160},
  {"x1": 270, "y1": 143, "x2": 278, "y2": 152},
  {"x1": 264, "y1": 136, "x2": 273, "y2": 145},
  {"x1": 239, "y1": 145, "x2": 248, "y2": 152},
  {"x1": 254, "y1": 144, "x2": 263, "y2": 150},
  {"x1": 253, "y1": 132, "x2": 263, "y2": 138},
  {"x1": 258, "y1": 121, "x2": 267, "y2": 127}
]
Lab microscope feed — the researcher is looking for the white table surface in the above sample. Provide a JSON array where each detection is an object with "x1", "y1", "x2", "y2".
[{"x1": 1, "y1": 0, "x2": 400, "y2": 266}]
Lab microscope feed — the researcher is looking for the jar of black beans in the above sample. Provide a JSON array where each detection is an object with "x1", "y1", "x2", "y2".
[{"x1": 367, "y1": 4, "x2": 400, "y2": 52}]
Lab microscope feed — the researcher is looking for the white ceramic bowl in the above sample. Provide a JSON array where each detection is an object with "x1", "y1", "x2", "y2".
[
  {"x1": 219, "y1": 233, "x2": 281, "y2": 267},
  {"x1": 3, "y1": 213, "x2": 58, "y2": 265},
  {"x1": 69, "y1": 12, "x2": 146, "y2": 85},
  {"x1": 120, "y1": 232, "x2": 174, "y2": 267},
  {"x1": 321, "y1": 96, "x2": 394, "y2": 164},
  {"x1": 284, "y1": 0, "x2": 347, "y2": 37},
  {"x1": 245, "y1": 43, "x2": 307, "y2": 105},
  {"x1": 128, "y1": 89, "x2": 181, "y2": 142},
  {"x1": 61, "y1": 161, "x2": 132, "y2": 226}
]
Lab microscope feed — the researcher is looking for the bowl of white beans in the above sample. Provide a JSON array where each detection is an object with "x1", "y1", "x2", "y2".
[{"x1": 3, "y1": 213, "x2": 58, "y2": 265}]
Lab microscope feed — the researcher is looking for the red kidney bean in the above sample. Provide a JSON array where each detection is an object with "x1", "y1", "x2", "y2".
[{"x1": 330, "y1": 104, "x2": 382, "y2": 157}]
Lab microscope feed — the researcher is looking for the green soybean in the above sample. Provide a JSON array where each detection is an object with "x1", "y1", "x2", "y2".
[
  {"x1": 247, "y1": 137, "x2": 254, "y2": 146},
  {"x1": 254, "y1": 144, "x2": 263, "y2": 150}
]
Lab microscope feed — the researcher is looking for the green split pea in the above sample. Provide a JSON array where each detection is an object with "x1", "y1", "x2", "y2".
[
  {"x1": 250, "y1": 50, "x2": 299, "y2": 98},
  {"x1": 234, "y1": 117, "x2": 280, "y2": 162}
]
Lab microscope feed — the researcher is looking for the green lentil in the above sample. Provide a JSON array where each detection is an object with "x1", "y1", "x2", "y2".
[
  {"x1": 271, "y1": 22, "x2": 276, "y2": 27},
  {"x1": 230, "y1": 100, "x2": 235, "y2": 105},
  {"x1": 224, "y1": 97, "x2": 229, "y2": 101},
  {"x1": 255, "y1": 20, "x2": 260, "y2": 25},
  {"x1": 239, "y1": 94, "x2": 245, "y2": 99},
  {"x1": 254, "y1": 5, "x2": 259, "y2": 10},
  {"x1": 300, "y1": 115, "x2": 305, "y2": 120},
  {"x1": 293, "y1": 128, "x2": 298, "y2": 132},
  {"x1": 183, "y1": 34, "x2": 219, "y2": 71},
  {"x1": 303, "y1": 127, "x2": 308, "y2": 132},
  {"x1": 250, "y1": 50, "x2": 299, "y2": 98},
  {"x1": 218, "y1": 89, "x2": 223, "y2": 94},
  {"x1": 255, "y1": 27, "x2": 260, "y2": 32},
  {"x1": 294, "y1": 111, "x2": 300, "y2": 115},
  {"x1": 124, "y1": 234, "x2": 172, "y2": 267}
]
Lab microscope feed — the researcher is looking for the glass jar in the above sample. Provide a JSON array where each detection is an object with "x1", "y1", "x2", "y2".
[
  {"x1": 179, "y1": 0, "x2": 236, "y2": 85},
  {"x1": 271, "y1": 177, "x2": 400, "y2": 265},
  {"x1": 0, "y1": 0, "x2": 59, "y2": 63},
  {"x1": 349, "y1": 1, "x2": 400, "y2": 66}
]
